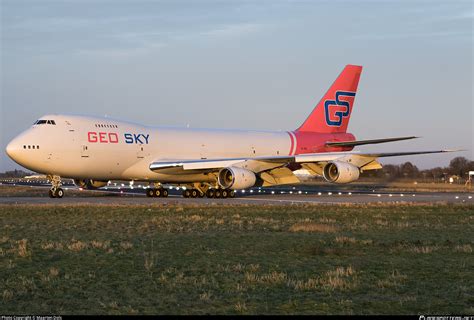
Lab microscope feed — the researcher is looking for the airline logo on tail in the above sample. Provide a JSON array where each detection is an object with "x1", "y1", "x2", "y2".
[
  {"x1": 324, "y1": 91, "x2": 356, "y2": 127},
  {"x1": 296, "y1": 64, "x2": 362, "y2": 133}
]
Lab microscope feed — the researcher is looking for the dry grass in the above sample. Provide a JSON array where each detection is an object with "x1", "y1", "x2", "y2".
[
  {"x1": 454, "y1": 244, "x2": 472, "y2": 253},
  {"x1": 409, "y1": 245, "x2": 439, "y2": 254},
  {"x1": 335, "y1": 236, "x2": 357, "y2": 244},
  {"x1": 377, "y1": 270, "x2": 408, "y2": 289},
  {"x1": 49, "y1": 267, "x2": 59, "y2": 277},
  {"x1": 17, "y1": 239, "x2": 31, "y2": 258},
  {"x1": 67, "y1": 240, "x2": 88, "y2": 252},
  {"x1": 287, "y1": 266, "x2": 357, "y2": 291},
  {"x1": 2, "y1": 290, "x2": 13, "y2": 302},
  {"x1": 199, "y1": 291, "x2": 212, "y2": 302},
  {"x1": 234, "y1": 301, "x2": 247, "y2": 313},
  {"x1": 120, "y1": 242, "x2": 133, "y2": 250},
  {"x1": 289, "y1": 223, "x2": 337, "y2": 233}
]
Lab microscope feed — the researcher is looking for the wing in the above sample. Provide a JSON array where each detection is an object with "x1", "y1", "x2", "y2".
[
  {"x1": 149, "y1": 150, "x2": 457, "y2": 186},
  {"x1": 325, "y1": 136, "x2": 418, "y2": 148}
]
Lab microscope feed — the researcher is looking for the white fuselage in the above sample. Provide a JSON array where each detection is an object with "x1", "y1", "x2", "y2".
[{"x1": 6, "y1": 115, "x2": 294, "y2": 183}]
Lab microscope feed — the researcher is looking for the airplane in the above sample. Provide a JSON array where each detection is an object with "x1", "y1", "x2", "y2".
[{"x1": 5, "y1": 64, "x2": 455, "y2": 199}]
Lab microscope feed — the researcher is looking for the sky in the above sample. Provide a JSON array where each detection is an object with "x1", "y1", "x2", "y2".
[{"x1": 1, "y1": 0, "x2": 473, "y2": 171}]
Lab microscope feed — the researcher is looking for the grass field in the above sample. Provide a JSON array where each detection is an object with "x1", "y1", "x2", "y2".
[{"x1": 0, "y1": 203, "x2": 473, "y2": 315}]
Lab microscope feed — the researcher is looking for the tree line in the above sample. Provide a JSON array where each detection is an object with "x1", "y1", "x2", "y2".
[{"x1": 361, "y1": 157, "x2": 474, "y2": 182}]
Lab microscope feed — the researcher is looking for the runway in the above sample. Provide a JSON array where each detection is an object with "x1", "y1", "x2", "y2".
[
  {"x1": 0, "y1": 190, "x2": 472, "y2": 205},
  {"x1": 0, "y1": 179, "x2": 472, "y2": 205}
]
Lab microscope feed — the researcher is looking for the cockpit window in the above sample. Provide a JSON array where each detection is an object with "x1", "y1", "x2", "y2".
[{"x1": 34, "y1": 120, "x2": 56, "y2": 125}]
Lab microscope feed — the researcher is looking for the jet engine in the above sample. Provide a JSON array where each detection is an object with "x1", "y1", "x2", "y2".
[
  {"x1": 218, "y1": 167, "x2": 257, "y2": 190},
  {"x1": 322, "y1": 161, "x2": 360, "y2": 184},
  {"x1": 74, "y1": 179, "x2": 108, "y2": 190}
]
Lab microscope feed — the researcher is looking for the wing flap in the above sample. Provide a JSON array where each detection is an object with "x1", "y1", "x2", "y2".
[
  {"x1": 260, "y1": 167, "x2": 300, "y2": 186},
  {"x1": 325, "y1": 136, "x2": 418, "y2": 147}
]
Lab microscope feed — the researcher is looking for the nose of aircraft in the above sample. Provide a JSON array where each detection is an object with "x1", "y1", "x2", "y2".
[{"x1": 6, "y1": 138, "x2": 21, "y2": 161}]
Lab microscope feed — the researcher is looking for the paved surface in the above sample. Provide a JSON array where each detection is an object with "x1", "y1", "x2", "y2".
[
  {"x1": 0, "y1": 191, "x2": 472, "y2": 205},
  {"x1": 1, "y1": 180, "x2": 472, "y2": 205}
]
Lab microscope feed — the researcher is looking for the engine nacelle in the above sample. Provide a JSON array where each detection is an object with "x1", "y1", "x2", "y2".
[
  {"x1": 323, "y1": 161, "x2": 360, "y2": 184},
  {"x1": 218, "y1": 167, "x2": 257, "y2": 190},
  {"x1": 74, "y1": 179, "x2": 108, "y2": 190}
]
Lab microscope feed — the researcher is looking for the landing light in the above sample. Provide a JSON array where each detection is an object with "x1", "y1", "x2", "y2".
[{"x1": 318, "y1": 192, "x2": 322, "y2": 196}]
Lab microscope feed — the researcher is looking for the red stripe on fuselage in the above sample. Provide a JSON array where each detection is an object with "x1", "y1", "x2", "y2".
[
  {"x1": 291, "y1": 131, "x2": 356, "y2": 155},
  {"x1": 287, "y1": 131, "x2": 295, "y2": 155}
]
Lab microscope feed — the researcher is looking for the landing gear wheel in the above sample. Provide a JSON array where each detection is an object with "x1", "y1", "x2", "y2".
[
  {"x1": 162, "y1": 189, "x2": 169, "y2": 198},
  {"x1": 191, "y1": 189, "x2": 198, "y2": 198},
  {"x1": 206, "y1": 189, "x2": 215, "y2": 198},
  {"x1": 221, "y1": 189, "x2": 229, "y2": 198},
  {"x1": 55, "y1": 188, "x2": 64, "y2": 198},
  {"x1": 49, "y1": 189, "x2": 56, "y2": 198},
  {"x1": 183, "y1": 189, "x2": 191, "y2": 198},
  {"x1": 146, "y1": 189, "x2": 155, "y2": 197},
  {"x1": 198, "y1": 191, "x2": 204, "y2": 198},
  {"x1": 229, "y1": 190, "x2": 236, "y2": 198},
  {"x1": 154, "y1": 189, "x2": 162, "y2": 197},
  {"x1": 214, "y1": 189, "x2": 222, "y2": 198}
]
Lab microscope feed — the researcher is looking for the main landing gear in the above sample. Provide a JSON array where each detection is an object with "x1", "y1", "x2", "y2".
[
  {"x1": 146, "y1": 187, "x2": 169, "y2": 198},
  {"x1": 182, "y1": 188, "x2": 235, "y2": 199},
  {"x1": 182, "y1": 188, "x2": 205, "y2": 198},
  {"x1": 48, "y1": 175, "x2": 64, "y2": 198}
]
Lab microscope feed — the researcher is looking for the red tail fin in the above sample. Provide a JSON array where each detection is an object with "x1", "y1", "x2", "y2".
[{"x1": 297, "y1": 65, "x2": 362, "y2": 133}]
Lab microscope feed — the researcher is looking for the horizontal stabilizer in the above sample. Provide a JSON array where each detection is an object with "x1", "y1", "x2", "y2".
[{"x1": 325, "y1": 136, "x2": 418, "y2": 147}]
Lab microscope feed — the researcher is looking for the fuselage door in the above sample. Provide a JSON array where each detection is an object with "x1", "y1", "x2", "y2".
[
  {"x1": 137, "y1": 145, "x2": 145, "y2": 159},
  {"x1": 81, "y1": 145, "x2": 89, "y2": 158}
]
